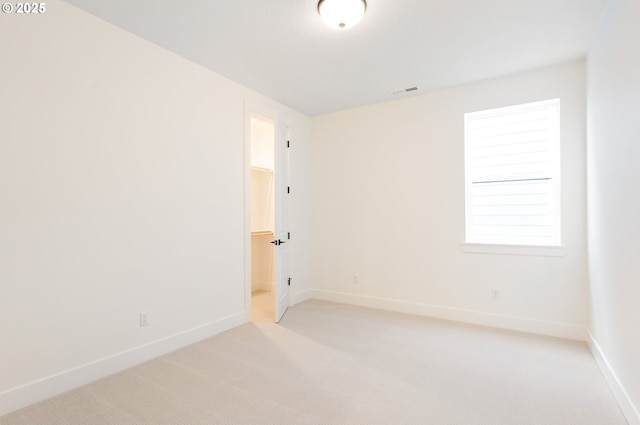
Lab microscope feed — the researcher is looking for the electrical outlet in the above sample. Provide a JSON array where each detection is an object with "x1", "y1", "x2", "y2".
[
  {"x1": 353, "y1": 275, "x2": 359, "y2": 284},
  {"x1": 139, "y1": 312, "x2": 149, "y2": 327},
  {"x1": 491, "y1": 289, "x2": 499, "y2": 300}
]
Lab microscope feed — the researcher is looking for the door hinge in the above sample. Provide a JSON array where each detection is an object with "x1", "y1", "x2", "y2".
[
  {"x1": 288, "y1": 277, "x2": 291, "y2": 286},
  {"x1": 287, "y1": 186, "x2": 290, "y2": 194},
  {"x1": 287, "y1": 232, "x2": 290, "y2": 240},
  {"x1": 287, "y1": 140, "x2": 290, "y2": 148}
]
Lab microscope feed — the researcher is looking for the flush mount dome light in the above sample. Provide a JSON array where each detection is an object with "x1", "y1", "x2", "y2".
[{"x1": 318, "y1": 0, "x2": 367, "y2": 30}]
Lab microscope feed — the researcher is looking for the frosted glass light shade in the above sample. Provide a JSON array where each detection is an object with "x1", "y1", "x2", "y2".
[{"x1": 318, "y1": 0, "x2": 367, "y2": 30}]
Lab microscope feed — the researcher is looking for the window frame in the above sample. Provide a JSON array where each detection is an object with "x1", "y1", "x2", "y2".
[{"x1": 463, "y1": 99, "x2": 562, "y2": 255}]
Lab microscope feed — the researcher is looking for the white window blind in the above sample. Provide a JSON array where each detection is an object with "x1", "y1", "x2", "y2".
[{"x1": 464, "y1": 99, "x2": 560, "y2": 247}]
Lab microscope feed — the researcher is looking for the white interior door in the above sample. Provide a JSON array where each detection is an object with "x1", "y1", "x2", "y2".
[{"x1": 273, "y1": 125, "x2": 290, "y2": 323}]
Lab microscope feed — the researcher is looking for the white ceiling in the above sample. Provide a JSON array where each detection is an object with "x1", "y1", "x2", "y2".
[{"x1": 62, "y1": 0, "x2": 608, "y2": 116}]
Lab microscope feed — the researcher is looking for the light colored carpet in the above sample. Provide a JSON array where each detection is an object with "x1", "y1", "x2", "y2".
[{"x1": 0, "y1": 300, "x2": 628, "y2": 425}]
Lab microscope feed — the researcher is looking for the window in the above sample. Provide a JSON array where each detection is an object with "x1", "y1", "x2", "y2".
[{"x1": 464, "y1": 99, "x2": 560, "y2": 248}]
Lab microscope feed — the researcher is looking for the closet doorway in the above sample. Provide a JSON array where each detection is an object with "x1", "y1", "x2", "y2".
[
  {"x1": 246, "y1": 105, "x2": 291, "y2": 324},
  {"x1": 249, "y1": 114, "x2": 276, "y2": 322}
]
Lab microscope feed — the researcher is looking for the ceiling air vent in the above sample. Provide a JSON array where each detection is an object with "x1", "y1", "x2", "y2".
[{"x1": 392, "y1": 86, "x2": 418, "y2": 95}]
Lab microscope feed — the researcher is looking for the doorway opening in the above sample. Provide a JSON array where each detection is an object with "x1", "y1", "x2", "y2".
[{"x1": 249, "y1": 114, "x2": 276, "y2": 322}]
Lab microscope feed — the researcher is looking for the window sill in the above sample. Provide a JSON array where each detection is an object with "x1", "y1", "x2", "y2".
[{"x1": 462, "y1": 243, "x2": 564, "y2": 257}]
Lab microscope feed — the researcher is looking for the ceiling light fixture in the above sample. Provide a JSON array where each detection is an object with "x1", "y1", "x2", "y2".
[{"x1": 318, "y1": 0, "x2": 367, "y2": 30}]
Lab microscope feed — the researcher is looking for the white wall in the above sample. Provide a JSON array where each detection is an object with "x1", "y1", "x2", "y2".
[
  {"x1": 0, "y1": 0, "x2": 311, "y2": 414},
  {"x1": 587, "y1": 0, "x2": 640, "y2": 421},
  {"x1": 310, "y1": 61, "x2": 588, "y2": 339}
]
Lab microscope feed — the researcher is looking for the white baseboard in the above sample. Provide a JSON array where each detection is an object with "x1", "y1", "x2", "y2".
[
  {"x1": 588, "y1": 333, "x2": 640, "y2": 425},
  {"x1": 290, "y1": 288, "x2": 314, "y2": 305},
  {"x1": 309, "y1": 289, "x2": 588, "y2": 341},
  {"x1": 0, "y1": 312, "x2": 245, "y2": 417}
]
